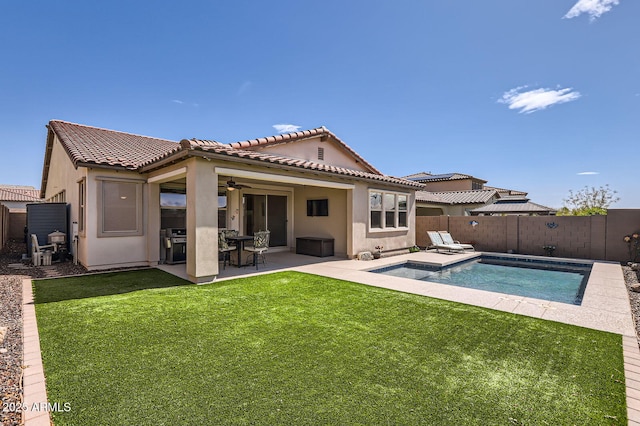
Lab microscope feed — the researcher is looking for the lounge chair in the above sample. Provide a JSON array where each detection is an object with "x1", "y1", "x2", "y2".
[
  {"x1": 438, "y1": 231, "x2": 475, "y2": 251},
  {"x1": 426, "y1": 231, "x2": 466, "y2": 254}
]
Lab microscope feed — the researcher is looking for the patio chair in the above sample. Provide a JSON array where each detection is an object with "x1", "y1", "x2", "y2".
[
  {"x1": 31, "y1": 234, "x2": 55, "y2": 266},
  {"x1": 438, "y1": 231, "x2": 475, "y2": 251},
  {"x1": 245, "y1": 230, "x2": 270, "y2": 270},
  {"x1": 218, "y1": 230, "x2": 237, "y2": 270},
  {"x1": 426, "y1": 231, "x2": 465, "y2": 254},
  {"x1": 223, "y1": 229, "x2": 239, "y2": 239}
]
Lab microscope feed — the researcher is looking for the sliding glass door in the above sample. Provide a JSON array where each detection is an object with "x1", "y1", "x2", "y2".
[{"x1": 243, "y1": 194, "x2": 287, "y2": 247}]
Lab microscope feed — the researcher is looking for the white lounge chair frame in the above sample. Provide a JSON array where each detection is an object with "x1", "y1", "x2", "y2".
[
  {"x1": 426, "y1": 231, "x2": 466, "y2": 253},
  {"x1": 438, "y1": 231, "x2": 475, "y2": 251}
]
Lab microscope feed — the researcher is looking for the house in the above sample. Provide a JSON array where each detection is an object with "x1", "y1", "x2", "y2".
[
  {"x1": 40, "y1": 120, "x2": 422, "y2": 283},
  {"x1": 0, "y1": 185, "x2": 42, "y2": 211},
  {"x1": 415, "y1": 189, "x2": 499, "y2": 216},
  {"x1": 0, "y1": 185, "x2": 42, "y2": 246},
  {"x1": 404, "y1": 172, "x2": 487, "y2": 192},
  {"x1": 406, "y1": 171, "x2": 552, "y2": 216}
]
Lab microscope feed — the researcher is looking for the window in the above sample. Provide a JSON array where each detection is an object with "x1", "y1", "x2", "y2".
[
  {"x1": 48, "y1": 190, "x2": 66, "y2": 203},
  {"x1": 369, "y1": 190, "x2": 409, "y2": 230},
  {"x1": 218, "y1": 193, "x2": 227, "y2": 227},
  {"x1": 370, "y1": 192, "x2": 382, "y2": 229},
  {"x1": 78, "y1": 179, "x2": 85, "y2": 233},
  {"x1": 98, "y1": 179, "x2": 143, "y2": 237},
  {"x1": 317, "y1": 147, "x2": 325, "y2": 160},
  {"x1": 398, "y1": 195, "x2": 408, "y2": 227}
]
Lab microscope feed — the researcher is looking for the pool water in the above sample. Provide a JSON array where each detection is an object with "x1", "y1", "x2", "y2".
[{"x1": 371, "y1": 256, "x2": 591, "y2": 305}]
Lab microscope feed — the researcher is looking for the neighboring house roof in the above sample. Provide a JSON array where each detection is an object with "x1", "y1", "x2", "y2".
[
  {"x1": 414, "y1": 191, "x2": 450, "y2": 204},
  {"x1": 485, "y1": 186, "x2": 528, "y2": 197},
  {"x1": 43, "y1": 121, "x2": 422, "y2": 194},
  {"x1": 470, "y1": 198, "x2": 556, "y2": 215},
  {"x1": 416, "y1": 189, "x2": 497, "y2": 205},
  {"x1": 404, "y1": 171, "x2": 487, "y2": 184},
  {"x1": 0, "y1": 185, "x2": 41, "y2": 202}
]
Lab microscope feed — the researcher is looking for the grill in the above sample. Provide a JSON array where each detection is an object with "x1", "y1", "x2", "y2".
[{"x1": 165, "y1": 228, "x2": 187, "y2": 264}]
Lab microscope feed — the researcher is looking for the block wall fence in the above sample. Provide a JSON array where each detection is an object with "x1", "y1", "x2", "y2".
[
  {"x1": 416, "y1": 209, "x2": 640, "y2": 263},
  {"x1": 0, "y1": 205, "x2": 9, "y2": 251}
]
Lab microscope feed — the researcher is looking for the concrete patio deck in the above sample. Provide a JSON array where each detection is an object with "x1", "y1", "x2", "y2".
[{"x1": 23, "y1": 250, "x2": 640, "y2": 424}]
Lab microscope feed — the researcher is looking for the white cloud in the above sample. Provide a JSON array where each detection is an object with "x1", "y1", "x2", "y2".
[
  {"x1": 171, "y1": 99, "x2": 198, "y2": 107},
  {"x1": 563, "y1": 0, "x2": 620, "y2": 21},
  {"x1": 577, "y1": 171, "x2": 600, "y2": 175},
  {"x1": 237, "y1": 81, "x2": 252, "y2": 96},
  {"x1": 272, "y1": 124, "x2": 301, "y2": 134},
  {"x1": 498, "y1": 86, "x2": 581, "y2": 114}
]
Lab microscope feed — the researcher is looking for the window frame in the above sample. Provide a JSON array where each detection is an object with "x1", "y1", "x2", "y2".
[
  {"x1": 78, "y1": 179, "x2": 86, "y2": 235},
  {"x1": 368, "y1": 189, "x2": 410, "y2": 232},
  {"x1": 96, "y1": 177, "x2": 144, "y2": 237}
]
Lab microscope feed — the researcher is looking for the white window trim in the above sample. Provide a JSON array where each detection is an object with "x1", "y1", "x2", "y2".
[
  {"x1": 77, "y1": 178, "x2": 86, "y2": 236},
  {"x1": 368, "y1": 189, "x2": 409, "y2": 232},
  {"x1": 96, "y1": 177, "x2": 144, "y2": 237}
]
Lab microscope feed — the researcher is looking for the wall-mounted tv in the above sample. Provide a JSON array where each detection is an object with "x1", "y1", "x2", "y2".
[{"x1": 307, "y1": 199, "x2": 329, "y2": 216}]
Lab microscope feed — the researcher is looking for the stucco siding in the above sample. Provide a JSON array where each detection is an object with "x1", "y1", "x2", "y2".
[
  {"x1": 82, "y1": 169, "x2": 150, "y2": 270},
  {"x1": 253, "y1": 136, "x2": 371, "y2": 173},
  {"x1": 350, "y1": 182, "x2": 416, "y2": 257},
  {"x1": 294, "y1": 186, "x2": 348, "y2": 256}
]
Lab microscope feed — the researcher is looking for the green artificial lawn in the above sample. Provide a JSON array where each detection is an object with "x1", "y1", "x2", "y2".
[{"x1": 34, "y1": 269, "x2": 627, "y2": 425}]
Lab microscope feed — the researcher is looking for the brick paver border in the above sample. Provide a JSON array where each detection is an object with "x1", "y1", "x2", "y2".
[{"x1": 22, "y1": 278, "x2": 51, "y2": 426}]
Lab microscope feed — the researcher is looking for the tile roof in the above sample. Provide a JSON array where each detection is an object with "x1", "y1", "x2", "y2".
[
  {"x1": 416, "y1": 189, "x2": 497, "y2": 205},
  {"x1": 169, "y1": 139, "x2": 422, "y2": 188},
  {"x1": 48, "y1": 120, "x2": 180, "y2": 169},
  {"x1": 414, "y1": 191, "x2": 450, "y2": 203},
  {"x1": 485, "y1": 186, "x2": 528, "y2": 197},
  {"x1": 0, "y1": 185, "x2": 41, "y2": 202},
  {"x1": 227, "y1": 126, "x2": 382, "y2": 175},
  {"x1": 404, "y1": 172, "x2": 487, "y2": 184},
  {"x1": 471, "y1": 199, "x2": 557, "y2": 214},
  {"x1": 44, "y1": 121, "x2": 421, "y2": 190}
]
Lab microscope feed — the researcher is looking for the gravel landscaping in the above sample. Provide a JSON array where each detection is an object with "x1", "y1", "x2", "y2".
[
  {"x1": 1, "y1": 237, "x2": 640, "y2": 425},
  {"x1": 0, "y1": 240, "x2": 86, "y2": 426}
]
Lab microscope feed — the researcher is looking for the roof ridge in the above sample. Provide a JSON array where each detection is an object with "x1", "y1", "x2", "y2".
[
  {"x1": 0, "y1": 186, "x2": 41, "y2": 201},
  {"x1": 431, "y1": 189, "x2": 495, "y2": 194}
]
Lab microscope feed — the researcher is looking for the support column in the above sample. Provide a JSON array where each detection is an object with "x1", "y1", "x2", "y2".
[
  {"x1": 346, "y1": 188, "x2": 354, "y2": 258},
  {"x1": 146, "y1": 182, "x2": 160, "y2": 266},
  {"x1": 186, "y1": 158, "x2": 219, "y2": 283}
]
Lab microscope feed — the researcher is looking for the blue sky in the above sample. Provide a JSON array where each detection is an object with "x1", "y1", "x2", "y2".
[{"x1": 1, "y1": 0, "x2": 638, "y2": 208}]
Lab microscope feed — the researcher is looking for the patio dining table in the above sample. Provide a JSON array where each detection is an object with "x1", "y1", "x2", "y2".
[{"x1": 225, "y1": 235, "x2": 254, "y2": 267}]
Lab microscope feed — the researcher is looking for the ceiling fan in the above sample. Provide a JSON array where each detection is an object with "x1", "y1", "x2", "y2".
[{"x1": 226, "y1": 178, "x2": 251, "y2": 191}]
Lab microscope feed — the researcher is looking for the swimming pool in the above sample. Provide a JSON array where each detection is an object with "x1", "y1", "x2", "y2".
[{"x1": 370, "y1": 255, "x2": 592, "y2": 305}]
